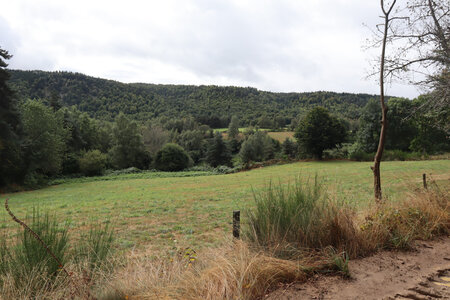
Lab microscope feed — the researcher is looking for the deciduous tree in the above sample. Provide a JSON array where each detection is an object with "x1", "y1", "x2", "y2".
[{"x1": 294, "y1": 107, "x2": 347, "y2": 159}]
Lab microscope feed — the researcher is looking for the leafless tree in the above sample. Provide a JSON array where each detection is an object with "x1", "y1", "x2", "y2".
[
  {"x1": 369, "y1": 0, "x2": 449, "y2": 130},
  {"x1": 371, "y1": 0, "x2": 397, "y2": 202},
  {"x1": 369, "y1": 0, "x2": 449, "y2": 201}
]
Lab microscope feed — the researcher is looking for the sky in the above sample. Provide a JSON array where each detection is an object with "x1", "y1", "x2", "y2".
[{"x1": 1, "y1": 0, "x2": 421, "y2": 98}]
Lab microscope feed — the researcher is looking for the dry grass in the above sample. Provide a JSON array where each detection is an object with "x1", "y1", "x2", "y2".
[
  {"x1": 360, "y1": 181, "x2": 449, "y2": 252},
  {"x1": 0, "y1": 259, "x2": 113, "y2": 300},
  {"x1": 1, "y1": 182, "x2": 448, "y2": 299},
  {"x1": 99, "y1": 241, "x2": 310, "y2": 300}
]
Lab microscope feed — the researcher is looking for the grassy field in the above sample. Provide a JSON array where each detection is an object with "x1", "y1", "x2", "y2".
[
  {"x1": 215, "y1": 128, "x2": 295, "y2": 143},
  {"x1": 267, "y1": 131, "x2": 295, "y2": 142},
  {"x1": 1, "y1": 160, "x2": 448, "y2": 255}
]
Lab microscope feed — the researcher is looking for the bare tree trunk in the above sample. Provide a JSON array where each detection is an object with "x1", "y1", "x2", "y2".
[{"x1": 372, "y1": 0, "x2": 396, "y2": 202}]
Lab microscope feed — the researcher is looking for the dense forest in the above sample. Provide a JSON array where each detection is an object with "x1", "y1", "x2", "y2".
[{"x1": 8, "y1": 70, "x2": 376, "y2": 126}]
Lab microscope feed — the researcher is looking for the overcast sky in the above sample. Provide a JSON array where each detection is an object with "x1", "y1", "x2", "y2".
[{"x1": 1, "y1": 0, "x2": 420, "y2": 98}]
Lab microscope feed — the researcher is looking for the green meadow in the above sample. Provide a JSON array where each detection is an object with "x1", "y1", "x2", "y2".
[{"x1": 1, "y1": 160, "x2": 449, "y2": 254}]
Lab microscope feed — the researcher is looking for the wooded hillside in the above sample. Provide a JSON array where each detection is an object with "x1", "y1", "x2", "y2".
[{"x1": 8, "y1": 70, "x2": 376, "y2": 126}]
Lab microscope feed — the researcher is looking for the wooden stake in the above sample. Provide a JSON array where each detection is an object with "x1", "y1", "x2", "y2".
[
  {"x1": 233, "y1": 210, "x2": 240, "y2": 239},
  {"x1": 423, "y1": 173, "x2": 427, "y2": 189}
]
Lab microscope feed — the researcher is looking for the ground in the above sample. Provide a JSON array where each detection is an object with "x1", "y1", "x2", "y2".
[{"x1": 267, "y1": 237, "x2": 450, "y2": 300}]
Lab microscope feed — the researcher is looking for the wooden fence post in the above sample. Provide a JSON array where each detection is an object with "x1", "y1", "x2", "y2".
[
  {"x1": 233, "y1": 210, "x2": 240, "y2": 239},
  {"x1": 423, "y1": 173, "x2": 427, "y2": 189}
]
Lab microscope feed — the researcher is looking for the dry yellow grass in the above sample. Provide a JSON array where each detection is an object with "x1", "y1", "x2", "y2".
[
  {"x1": 266, "y1": 131, "x2": 295, "y2": 143},
  {"x1": 99, "y1": 241, "x2": 309, "y2": 300}
]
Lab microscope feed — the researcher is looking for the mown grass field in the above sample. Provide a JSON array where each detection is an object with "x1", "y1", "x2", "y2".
[{"x1": 1, "y1": 160, "x2": 449, "y2": 255}]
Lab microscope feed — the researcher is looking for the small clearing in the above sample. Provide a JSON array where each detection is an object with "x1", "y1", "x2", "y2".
[{"x1": 267, "y1": 237, "x2": 450, "y2": 300}]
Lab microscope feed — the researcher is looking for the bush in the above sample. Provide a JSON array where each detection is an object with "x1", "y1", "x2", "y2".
[
  {"x1": 154, "y1": 143, "x2": 192, "y2": 171},
  {"x1": 214, "y1": 165, "x2": 235, "y2": 174},
  {"x1": 347, "y1": 143, "x2": 373, "y2": 161},
  {"x1": 382, "y1": 150, "x2": 427, "y2": 161},
  {"x1": 347, "y1": 146, "x2": 428, "y2": 162},
  {"x1": 79, "y1": 150, "x2": 108, "y2": 176},
  {"x1": 104, "y1": 167, "x2": 143, "y2": 176},
  {"x1": 323, "y1": 143, "x2": 352, "y2": 159}
]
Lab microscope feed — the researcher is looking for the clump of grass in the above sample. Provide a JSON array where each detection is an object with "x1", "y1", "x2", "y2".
[
  {"x1": 0, "y1": 208, "x2": 116, "y2": 299},
  {"x1": 75, "y1": 224, "x2": 115, "y2": 272},
  {"x1": 361, "y1": 180, "x2": 449, "y2": 251},
  {"x1": 245, "y1": 177, "x2": 361, "y2": 258},
  {"x1": 0, "y1": 210, "x2": 69, "y2": 295},
  {"x1": 101, "y1": 241, "x2": 310, "y2": 300}
]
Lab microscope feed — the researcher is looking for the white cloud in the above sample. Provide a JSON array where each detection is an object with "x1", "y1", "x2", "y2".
[{"x1": 1, "y1": 0, "x2": 420, "y2": 98}]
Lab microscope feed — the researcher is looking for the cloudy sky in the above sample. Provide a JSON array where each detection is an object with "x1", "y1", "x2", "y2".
[{"x1": 1, "y1": 0, "x2": 420, "y2": 98}]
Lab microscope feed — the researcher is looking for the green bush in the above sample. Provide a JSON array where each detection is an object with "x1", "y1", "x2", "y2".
[
  {"x1": 383, "y1": 150, "x2": 426, "y2": 161},
  {"x1": 79, "y1": 150, "x2": 108, "y2": 176},
  {"x1": 323, "y1": 143, "x2": 353, "y2": 159},
  {"x1": 347, "y1": 146, "x2": 428, "y2": 162},
  {"x1": 154, "y1": 143, "x2": 192, "y2": 171}
]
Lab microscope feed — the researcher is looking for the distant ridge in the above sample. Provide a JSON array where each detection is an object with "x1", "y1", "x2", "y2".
[{"x1": 8, "y1": 69, "x2": 377, "y2": 125}]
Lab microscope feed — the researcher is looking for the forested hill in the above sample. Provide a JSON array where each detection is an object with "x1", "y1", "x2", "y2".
[{"x1": 8, "y1": 69, "x2": 377, "y2": 126}]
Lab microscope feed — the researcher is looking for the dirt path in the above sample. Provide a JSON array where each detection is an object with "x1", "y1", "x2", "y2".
[{"x1": 266, "y1": 237, "x2": 450, "y2": 300}]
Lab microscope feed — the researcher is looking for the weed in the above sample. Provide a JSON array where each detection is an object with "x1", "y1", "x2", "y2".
[{"x1": 327, "y1": 248, "x2": 350, "y2": 278}]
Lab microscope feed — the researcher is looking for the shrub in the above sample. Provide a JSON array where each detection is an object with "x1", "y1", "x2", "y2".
[
  {"x1": 214, "y1": 165, "x2": 235, "y2": 174},
  {"x1": 79, "y1": 150, "x2": 108, "y2": 176},
  {"x1": 104, "y1": 167, "x2": 142, "y2": 176},
  {"x1": 382, "y1": 150, "x2": 426, "y2": 161},
  {"x1": 154, "y1": 143, "x2": 191, "y2": 171},
  {"x1": 323, "y1": 143, "x2": 352, "y2": 159}
]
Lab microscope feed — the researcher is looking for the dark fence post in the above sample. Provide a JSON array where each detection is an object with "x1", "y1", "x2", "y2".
[
  {"x1": 233, "y1": 210, "x2": 240, "y2": 239},
  {"x1": 423, "y1": 173, "x2": 427, "y2": 189}
]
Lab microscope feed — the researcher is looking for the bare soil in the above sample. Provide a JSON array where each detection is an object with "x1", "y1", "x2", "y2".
[{"x1": 266, "y1": 236, "x2": 450, "y2": 300}]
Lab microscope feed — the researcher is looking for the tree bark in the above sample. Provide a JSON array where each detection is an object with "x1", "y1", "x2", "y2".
[{"x1": 373, "y1": 0, "x2": 396, "y2": 202}]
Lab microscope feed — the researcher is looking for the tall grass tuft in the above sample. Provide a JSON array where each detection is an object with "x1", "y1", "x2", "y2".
[
  {"x1": 75, "y1": 224, "x2": 115, "y2": 272},
  {"x1": 0, "y1": 210, "x2": 69, "y2": 295},
  {"x1": 245, "y1": 177, "x2": 360, "y2": 258},
  {"x1": 0, "y1": 209, "x2": 116, "y2": 299}
]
